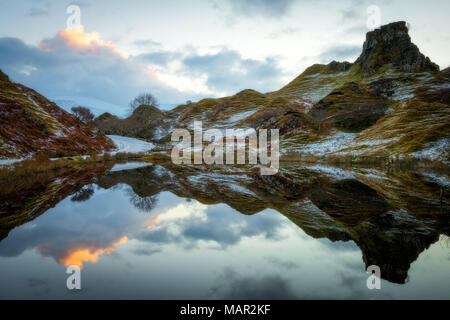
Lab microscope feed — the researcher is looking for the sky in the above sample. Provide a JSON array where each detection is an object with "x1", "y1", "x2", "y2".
[{"x1": 0, "y1": 0, "x2": 449, "y2": 116}]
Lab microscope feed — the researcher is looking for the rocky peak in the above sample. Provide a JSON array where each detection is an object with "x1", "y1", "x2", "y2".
[{"x1": 355, "y1": 21, "x2": 439, "y2": 76}]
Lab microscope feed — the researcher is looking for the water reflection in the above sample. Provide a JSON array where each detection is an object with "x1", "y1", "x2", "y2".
[{"x1": 0, "y1": 161, "x2": 448, "y2": 299}]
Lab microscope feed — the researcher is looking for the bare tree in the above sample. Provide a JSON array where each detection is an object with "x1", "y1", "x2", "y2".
[
  {"x1": 129, "y1": 93, "x2": 158, "y2": 113},
  {"x1": 71, "y1": 106, "x2": 94, "y2": 123}
]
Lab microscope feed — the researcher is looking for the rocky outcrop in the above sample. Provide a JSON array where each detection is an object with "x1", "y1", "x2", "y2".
[
  {"x1": 309, "y1": 82, "x2": 389, "y2": 132},
  {"x1": 355, "y1": 21, "x2": 439, "y2": 76}
]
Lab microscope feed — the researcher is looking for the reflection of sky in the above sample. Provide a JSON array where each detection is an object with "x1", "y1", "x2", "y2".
[{"x1": 0, "y1": 184, "x2": 449, "y2": 299}]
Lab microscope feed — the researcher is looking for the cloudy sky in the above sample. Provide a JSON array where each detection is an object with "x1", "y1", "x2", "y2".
[{"x1": 0, "y1": 0, "x2": 449, "y2": 115}]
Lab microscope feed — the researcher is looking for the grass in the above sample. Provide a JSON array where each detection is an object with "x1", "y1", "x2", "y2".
[
  {"x1": 358, "y1": 99, "x2": 450, "y2": 154},
  {"x1": 0, "y1": 70, "x2": 114, "y2": 158}
]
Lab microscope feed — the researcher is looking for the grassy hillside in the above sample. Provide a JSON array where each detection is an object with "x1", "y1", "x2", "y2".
[{"x1": 0, "y1": 70, "x2": 114, "y2": 159}]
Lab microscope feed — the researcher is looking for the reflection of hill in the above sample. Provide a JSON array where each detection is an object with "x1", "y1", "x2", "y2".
[
  {"x1": 0, "y1": 163, "x2": 113, "y2": 241},
  {"x1": 1, "y1": 161, "x2": 448, "y2": 284},
  {"x1": 97, "y1": 163, "x2": 449, "y2": 284}
]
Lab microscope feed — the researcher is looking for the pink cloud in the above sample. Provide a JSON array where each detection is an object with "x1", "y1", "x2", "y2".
[{"x1": 39, "y1": 25, "x2": 128, "y2": 59}]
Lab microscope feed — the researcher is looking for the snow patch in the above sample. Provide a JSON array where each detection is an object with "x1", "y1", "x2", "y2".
[
  {"x1": 107, "y1": 135, "x2": 155, "y2": 154},
  {"x1": 225, "y1": 110, "x2": 256, "y2": 123}
]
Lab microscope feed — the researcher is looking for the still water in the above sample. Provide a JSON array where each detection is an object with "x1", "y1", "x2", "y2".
[{"x1": 0, "y1": 162, "x2": 449, "y2": 299}]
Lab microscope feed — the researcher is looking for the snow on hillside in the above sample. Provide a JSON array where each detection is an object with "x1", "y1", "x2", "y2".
[
  {"x1": 410, "y1": 138, "x2": 450, "y2": 164},
  {"x1": 107, "y1": 135, "x2": 155, "y2": 154}
]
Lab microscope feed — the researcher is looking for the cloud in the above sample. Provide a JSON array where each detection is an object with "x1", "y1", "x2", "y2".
[
  {"x1": 266, "y1": 26, "x2": 301, "y2": 39},
  {"x1": 181, "y1": 49, "x2": 285, "y2": 95},
  {"x1": 0, "y1": 28, "x2": 188, "y2": 111},
  {"x1": 40, "y1": 25, "x2": 129, "y2": 59},
  {"x1": 341, "y1": 7, "x2": 360, "y2": 23},
  {"x1": 26, "y1": 0, "x2": 51, "y2": 17},
  {"x1": 27, "y1": 7, "x2": 49, "y2": 17},
  {"x1": 136, "y1": 47, "x2": 286, "y2": 96},
  {"x1": 133, "y1": 39, "x2": 162, "y2": 49},
  {"x1": 317, "y1": 45, "x2": 361, "y2": 63},
  {"x1": 224, "y1": 0, "x2": 296, "y2": 18},
  {"x1": 0, "y1": 26, "x2": 288, "y2": 111}
]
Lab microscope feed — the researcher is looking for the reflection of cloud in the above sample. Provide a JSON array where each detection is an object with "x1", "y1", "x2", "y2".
[
  {"x1": 336, "y1": 270, "x2": 393, "y2": 299},
  {"x1": 26, "y1": 277, "x2": 50, "y2": 296},
  {"x1": 143, "y1": 216, "x2": 160, "y2": 229},
  {"x1": 27, "y1": 277, "x2": 48, "y2": 288},
  {"x1": 132, "y1": 247, "x2": 161, "y2": 256},
  {"x1": 0, "y1": 184, "x2": 148, "y2": 268},
  {"x1": 137, "y1": 204, "x2": 285, "y2": 249},
  {"x1": 265, "y1": 256, "x2": 300, "y2": 270},
  {"x1": 210, "y1": 268, "x2": 298, "y2": 299},
  {"x1": 52, "y1": 236, "x2": 127, "y2": 269}
]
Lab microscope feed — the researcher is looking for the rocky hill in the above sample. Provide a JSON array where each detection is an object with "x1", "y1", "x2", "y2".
[
  {"x1": 94, "y1": 21, "x2": 449, "y2": 164},
  {"x1": 355, "y1": 21, "x2": 439, "y2": 76},
  {"x1": 94, "y1": 104, "x2": 169, "y2": 140},
  {"x1": 0, "y1": 70, "x2": 115, "y2": 159}
]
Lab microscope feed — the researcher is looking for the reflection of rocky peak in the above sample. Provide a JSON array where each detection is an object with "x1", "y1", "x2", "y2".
[
  {"x1": 2, "y1": 162, "x2": 449, "y2": 285},
  {"x1": 96, "y1": 163, "x2": 450, "y2": 284},
  {"x1": 356, "y1": 21, "x2": 439, "y2": 76}
]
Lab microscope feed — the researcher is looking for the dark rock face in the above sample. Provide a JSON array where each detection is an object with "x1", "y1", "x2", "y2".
[
  {"x1": 310, "y1": 179, "x2": 390, "y2": 225},
  {"x1": 368, "y1": 78, "x2": 395, "y2": 97},
  {"x1": 327, "y1": 60, "x2": 352, "y2": 72},
  {"x1": 309, "y1": 82, "x2": 389, "y2": 132},
  {"x1": 355, "y1": 21, "x2": 439, "y2": 76}
]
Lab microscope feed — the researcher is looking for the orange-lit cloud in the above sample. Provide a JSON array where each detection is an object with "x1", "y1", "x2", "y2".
[
  {"x1": 46, "y1": 25, "x2": 128, "y2": 59},
  {"x1": 56, "y1": 236, "x2": 127, "y2": 269}
]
